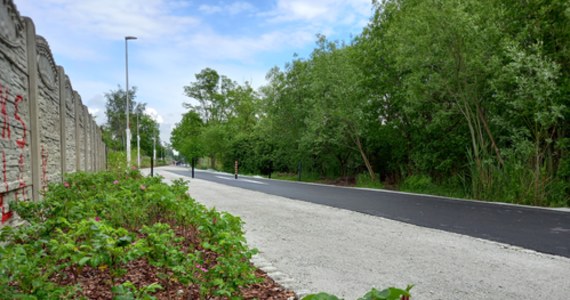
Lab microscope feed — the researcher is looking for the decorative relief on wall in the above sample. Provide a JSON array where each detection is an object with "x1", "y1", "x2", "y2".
[
  {"x1": 0, "y1": 0, "x2": 24, "y2": 47},
  {"x1": 36, "y1": 37, "x2": 58, "y2": 90}
]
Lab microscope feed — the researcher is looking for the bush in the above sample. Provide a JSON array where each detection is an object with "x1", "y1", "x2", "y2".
[{"x1": 1, "y1": 170, "x2": 259, "y2": 299}]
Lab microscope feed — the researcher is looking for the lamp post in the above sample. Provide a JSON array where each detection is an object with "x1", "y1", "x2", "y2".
[
  {"x1": 153, "y1": 131, "x2": 157, "y2": 163},
  {"x1": 125, "y1": 36, "x2": 137, "y2": 167},
  {"x1": 136, "y1": 105, "x2": 140, "y2": 168}
]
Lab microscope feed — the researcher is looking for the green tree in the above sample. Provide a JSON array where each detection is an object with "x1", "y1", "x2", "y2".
[
  {"x1": 103, "y1": 86, "x2": 139, "y2": 152},
  {"x1": 306, "y1": 36, "x2": 377, "y2": 180},
  {"x1": 170, "y1": 0, "x2": 569, "y2": 205},
  {"x1": 260, "y1": 61, "x2": 312, "y2": 173},
  {"x1": 182, "y1": 68, "x2": 265, "y2": 170},
  {"x1": 171, "y1": 110, "x2": 205, "y2": 163},
  {"x1": 137, "y1": 112, "x2": 161, "y2": 157},
  {"x1": 183, "y1": 68, "x2": 236, "y2": 123}
]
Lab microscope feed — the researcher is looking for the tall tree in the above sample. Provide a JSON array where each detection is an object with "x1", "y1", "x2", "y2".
[
  {"x1": 183, "y1": 68, "x2": 236, "y2": 123},
  {"x1": 171, "y1": 110, "x2": 205, "y2": 162},
  {"x1": 103, "y1": 86, "x2": 139, "y2": 152},
  {"x1": 137, "y1": 112, "x2": 160, "y2": 157},
  {"x1": 311, "y1": 36, "x2": 376, "y2": 180}
]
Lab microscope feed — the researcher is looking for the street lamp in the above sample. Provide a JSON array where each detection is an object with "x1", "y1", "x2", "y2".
[
  {"x1": 153, "y1": 130, "x2": 157, "y2": 163},
  {"x1": 136, "y1": 105, "x2": 141, "y2": 168},
  {"x1": 125, "y1": 35, "x2": 137, "y2": 167}
]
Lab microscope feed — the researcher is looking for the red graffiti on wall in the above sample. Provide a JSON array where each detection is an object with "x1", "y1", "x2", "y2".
[
  {"x1": 18, "y1": 184, "x2": 27, "y2": 201},
  {"x1": 0, "y1": 83, "x2": 28, "y2": 221},
  {"x1": 41, "y1": 145, "x2": 48, "y2": 190},
  {"x1": 0, "y1": 84, "x2": 10, "y2": 139},
  {"x1": 0, "y1": 194, "x2": 13, "y2": 224},
  {"x1": 14, "y1": 153, "x2": 27, "y2": 201},
  {"x1": 2, "y1": 150, "x2": 7, "y2": 193},
  {"x1": 0, "y1": 83, "x2": 27, "y2": 147},
  {"x1": 18, "y1": 153, "x2": 24, "y2": 176},
  {"x1": 14, "y1": 95, "x2": 27, "y2": 148},
  {"x1": 0, "y1": 150, "x2": 12, "y2": 224}
]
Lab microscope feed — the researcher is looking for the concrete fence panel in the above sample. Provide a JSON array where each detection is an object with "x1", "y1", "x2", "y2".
[
  {"x1": 61, "y1": 71, "x2": 77, "y2": 173},
  {"x1": 0, "y1": 0, "x2": 106, "y2": 226},
  {"x1": 36, "y1": 36, "x2": 62, "y2": 190},
  {"x1": 0, "y1": 1, "x2": 32, "y2": 224}
]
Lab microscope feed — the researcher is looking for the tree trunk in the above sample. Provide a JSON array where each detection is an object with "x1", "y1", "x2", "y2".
[
  {"x1": 354, "y1": 134, "x2": 376, "y2": 182},
  {"x1": 478, "y1": 105, "x2": 504, "y2": 167},
  {"x1": 459, "y1": 100, "x2": 483, "y2": 197}
]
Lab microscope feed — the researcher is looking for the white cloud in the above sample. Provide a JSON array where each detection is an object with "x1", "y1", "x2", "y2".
[
  {"x1": 13, "y1": 0, "x2": 373, "y2": 148},
  {"x1": 87, "y1": 107, "x2": 100, "y2": 118},
  {"x1": 227, "y1": 1, "x2": 255, "y2": 15},
  {"x1": 16, "y1": 0, "x2": 200, "y2": 45},
  {"x1": 145, "y1": 107, "x2": 164, "y2": 124},
  {"x1": 199, "y1": 1, "x2": 255, "y2": 15},
  {"x1": 199, "y1": 4, "x2": 222, "y2": 14},
  {"x1": 264, "y1": 0, "x2": 372, "y2": 28},
  {"x1": 276, "y1": 1, "x2": 330, "y2": 20},
  {"x1": 86, "y1": 95, "x2": 106, "y2": 124},
  {"x1": 178, "y1": 28, "x2": 314, "y2": 63}
]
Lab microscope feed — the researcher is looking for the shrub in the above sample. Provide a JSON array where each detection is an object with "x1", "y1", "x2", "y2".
[{"x1": 1, "y1": 170, "x2": 259, "y2": 299}]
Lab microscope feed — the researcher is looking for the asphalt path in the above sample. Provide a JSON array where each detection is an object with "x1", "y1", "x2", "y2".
[{"x1": 168, "y1": 168, "x2": 570, "y2": 258}]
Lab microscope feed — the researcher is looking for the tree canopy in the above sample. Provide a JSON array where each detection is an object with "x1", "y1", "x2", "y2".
[
  {"x1": 103, "y1": 86, "x2": 163, "y2": 159},
  {"x1": 171, "y1": 0, "x2": 569, "y2": 206}
]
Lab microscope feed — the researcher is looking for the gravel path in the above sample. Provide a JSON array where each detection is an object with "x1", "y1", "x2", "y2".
[{"x1": 147, "y1": 167, "x2": 570, "y2": 300}]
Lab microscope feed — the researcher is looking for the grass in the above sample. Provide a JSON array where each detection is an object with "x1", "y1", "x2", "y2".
[
  {"x1": 355, "y1": 173, "x2": 384, "y2": 189},
  {"x1": 270, "y1": 172, "x2": 322, "y2": 183},
  {"x1": 398, "y1": 174, "x2": 467, "y2": 199}
]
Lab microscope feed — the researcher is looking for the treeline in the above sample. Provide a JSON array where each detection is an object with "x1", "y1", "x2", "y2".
[
  {"x1": 102, "y1": 87, "x2": 167, "y2": 163},
  {"x1": 172, "y1": 0, "x2": 569, "y2": 206}
]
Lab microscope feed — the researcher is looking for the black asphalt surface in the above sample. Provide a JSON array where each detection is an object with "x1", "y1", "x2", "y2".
[{"x1": 168, "y1": 168, "x2": 570, "y2": 258}]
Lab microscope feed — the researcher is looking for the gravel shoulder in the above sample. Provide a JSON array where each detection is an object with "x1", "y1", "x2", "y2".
[{"x1": 146, "y1": 167, "x2": 570, "y2": 300}]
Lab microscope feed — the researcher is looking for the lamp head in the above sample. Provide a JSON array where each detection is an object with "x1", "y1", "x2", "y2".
[{"x1": 125, "y1": 36, "x2": 137, "y2": 40}]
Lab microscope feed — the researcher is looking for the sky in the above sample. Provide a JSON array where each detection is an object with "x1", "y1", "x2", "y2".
[{"x1": 14, "y1": 0, "x2": 374, "y2": 145}]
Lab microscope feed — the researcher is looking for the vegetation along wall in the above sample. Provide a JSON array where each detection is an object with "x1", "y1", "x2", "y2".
[{"x1": 0, "y1": 0, "x2": 106, "y2": 227}]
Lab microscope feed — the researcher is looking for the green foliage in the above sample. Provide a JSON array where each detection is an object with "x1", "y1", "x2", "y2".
[
  {"x1": 187, "y1": 208, "x2": 261, "y2": 298},
  {"x1": 365, "y1": 0, "x2": 569, "y2": 205},
  {"x1": 0, "y1": 241, "x2": 79, "y2": 298},
  {"x1": 107, "y1": 150, "x2": 129, "y2": 172},
  {"x1": 356, "y1": 173, "x2": 384, "y2": 189},
  {"x1": 357, "y1": 285, "x2": 413, "y2": 300},
  {"x1": 303, "y1": 293, "x2": 342, "y2": 300},
  {"x1": 170, "y1": 110, "x2": 205, "y2": 162},
  {"x1": 136, "y1": 113, "x2": 162, "y2": 158},
  {"x1": 139, "y1": 223, "x2": 183, "y2": 268},
  {"x1": 400, "y1": 175, "x2": 435, "y2": 192},
  {"x1": 303, "y1": 285, "x2": 413, "y2": 300},
  {"x1": 48, "y1": 218, "x2": 141, "y2": 285},
  {"x1": 170, "y1": 0, "x2": 569, "y2": 207},
  {"x1": 1, "y1": 171, "x2": 259, "y2": 298},
  {"x1": 102, "y1": 87, "x2": 165, "y2": 159},
  {"x1": 112, "y1": 281, "x2": 162, "y2": 300},
  {"x1": 399, "y1": 175, "x2": 467, "y2": 199}
]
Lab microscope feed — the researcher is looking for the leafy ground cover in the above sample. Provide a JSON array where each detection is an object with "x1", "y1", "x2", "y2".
[
  {"x1": 303, "y1": 285, "x2": 412, "y2": 300},
  {"x1": 0, "y1": 169, "x2": 294, "y2": 299}
]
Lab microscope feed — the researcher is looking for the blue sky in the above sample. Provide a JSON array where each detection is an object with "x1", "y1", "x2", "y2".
[{"x1": 14, "y1": 0, "x2": 373, "y2": 144}]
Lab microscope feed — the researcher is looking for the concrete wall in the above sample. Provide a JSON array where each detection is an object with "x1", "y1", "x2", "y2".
[{"x1": 0, "y1": 0, "x2": 106, "y2": 226}]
